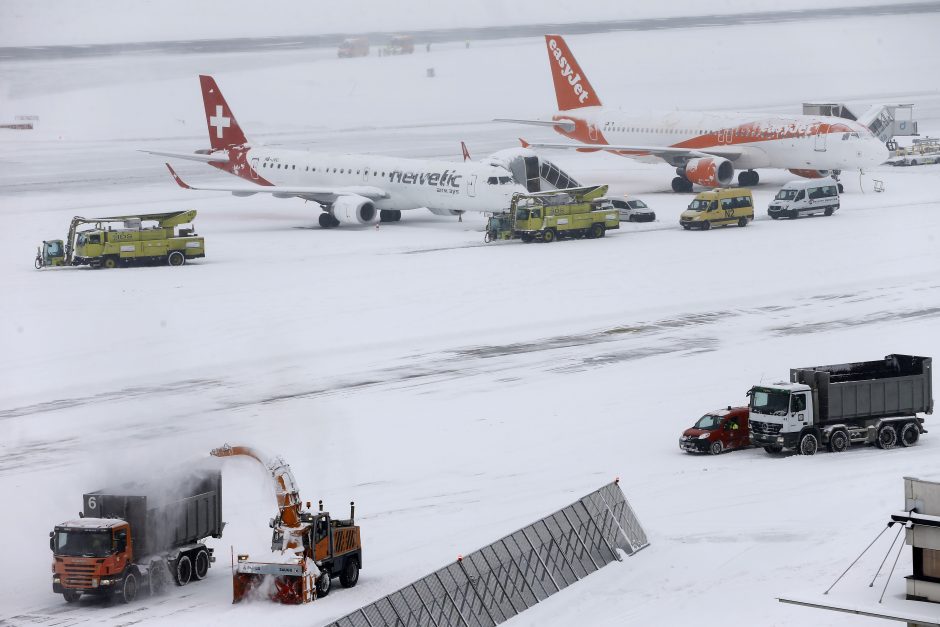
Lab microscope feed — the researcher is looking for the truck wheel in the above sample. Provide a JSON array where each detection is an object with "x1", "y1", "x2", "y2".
[
  {"x1": 899, "y1": 422, "x2": 919, "y2": 447},
  {"x1": 824, "y1": 208, "x2": 834, "y2": 216},
  {"x1": 701, "y1": 221, "x2": 711, "y2": 231},
  {"x1": 167, "y1": 251, "x2": 185, "y2": 266},
  {"x1": 62, "y1": 590, "x2": 81, "y2": 603},
  {"x1": 827, "y1": 430, "x2": 849, "y2": 453},
  {"x1": 709, "y1": 441, "x2": 723, "y2": 455},
  {"x1": 799, "y1": 433, "x2": 818, "y2": 455},
  {"x1": 682, "y1": 224, "x2": 691, "y2": 230},
  {"x1": 174, "y1": 555, "x2": 193, "y2": 586},
  {"x1": 102, "y1": 256, "x2": 118, "y2": 269},
  {"x1": 737, "y1": 217, "x2": 747, "y2": 227},
  {"x1": 118, "y1": 572, "x2": 138, "y2": 604},
  {"x1": 316, "y1": 571, "x2": 331, "y2": 597},
  {"x1": 35, "y1": 256, "x2": 43, "y2": 270},
  {"x1": 339, "y1": 559, "x2": 359, "y2": 588},
  {"x1": 876, "y1": 424, "x2": 897, "y2": 449},
  {"x1": 542, "y1": 229, "x2": 556, "y2": 243},
  {"x1": 590, "y1": 223, "x2": 604, "y2": 239},
  {"x1": 763, "y1": 445, "x2": 783, "y2": 454},
  {"x1": 193, "y1": 549, "x2": 210, "y2": 580}
]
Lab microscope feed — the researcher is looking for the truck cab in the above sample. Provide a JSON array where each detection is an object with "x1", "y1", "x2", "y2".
[
  {"x1": 51, "y1": 518, "x2": 133, "y2": 602},
  {"x1": 680, "y1": 406, "x2": 750, "y2": 455},
  {"x1": 35, "y1": 239, "x2": 66, "y2": 268},
  {"x1": 748, "y1": 383, "x2": 815, "y2": 453}
]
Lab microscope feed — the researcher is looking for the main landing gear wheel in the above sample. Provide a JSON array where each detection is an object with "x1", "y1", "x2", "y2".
[
  {"x1": 380, "y1": 210, "x2": 402, "y2": 222},
  {"x1": 319, "y1": 213, "x2": 341, "y2": 228},
  {"x1": 671, "y1": 177, "x2": 693, "y2": 193}
]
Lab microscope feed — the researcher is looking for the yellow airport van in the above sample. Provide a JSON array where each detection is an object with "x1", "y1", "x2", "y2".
[{"x1": 679, "y1": 188, "x2": 754, "y2": 230}]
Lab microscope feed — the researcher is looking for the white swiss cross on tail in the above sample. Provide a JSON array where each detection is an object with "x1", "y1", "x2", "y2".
[{"x1": 209, "y1": 105, "x2": 230, "y2": 139}]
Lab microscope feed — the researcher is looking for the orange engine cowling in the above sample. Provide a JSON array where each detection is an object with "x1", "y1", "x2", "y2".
[
  {"x1": 788, "y1": 168, "x2": 832, "y2": 179},
  {"x1": 682, "y1": 157, "x2": 734, "y2": 187}
]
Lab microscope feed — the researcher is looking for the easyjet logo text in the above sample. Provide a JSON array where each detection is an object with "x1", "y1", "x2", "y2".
[
  {"x1": 388, "y1": 169, "x2": 462, "y2": 188},
  {"x1": 548, "y1": 39, "x2": 590, "y2": 104}
]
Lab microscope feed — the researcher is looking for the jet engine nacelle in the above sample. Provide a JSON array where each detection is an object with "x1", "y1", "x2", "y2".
[
  {"x1": 331, "y1": 195, "x2": 378, "y2": 225},
  {"x1": 681, "y1": 157, "x2": 734, "y2": 187},
  {"x1": 788, "y1": 168, "x2": 832, "y2": 179},
  {"x1": 427, "y1": 207, "x2": 463, "y2": 217}
]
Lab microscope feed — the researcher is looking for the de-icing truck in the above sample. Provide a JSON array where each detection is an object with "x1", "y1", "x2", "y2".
[
  {"x1": 50, "y1": 471, "x2": 223, "y2": 604},
  {"x1": 748, "y1": 354, "x2": 932, "y2": 455}
]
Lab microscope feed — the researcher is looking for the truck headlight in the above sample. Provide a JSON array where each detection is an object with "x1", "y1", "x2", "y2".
[
  {"x1": 99, "y1": 578, "x2": 112, "y2": 586},
  {"x1": 53, "y1": 577, "x2": 60, "y2": 584},
  {"x1": 698, "y1": 433, "x2": 711, "y2": 440},
  {"x1": 776, "y1": 436, "x2": 784, "y2": 444}
]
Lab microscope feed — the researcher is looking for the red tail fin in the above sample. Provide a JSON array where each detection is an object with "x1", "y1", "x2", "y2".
[
  {"x1": 544, "y1": 35, "x2": 601, "y2": 111},
  {"x1": 199, "y1": 75, "x2": 248, "y2": 150}
]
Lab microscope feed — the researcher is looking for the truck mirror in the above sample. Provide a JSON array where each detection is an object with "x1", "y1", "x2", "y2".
[{"x1": 50, "y1": 536, "x2": 55, "y2": 551}]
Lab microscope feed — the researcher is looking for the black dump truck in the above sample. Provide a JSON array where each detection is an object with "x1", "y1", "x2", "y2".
[
  {"x1": 51, "y1": 470, "x2": 223, "y2": 603},
  {"x1": 748, "y1": 354, "x2": 933, "y2": 455}
]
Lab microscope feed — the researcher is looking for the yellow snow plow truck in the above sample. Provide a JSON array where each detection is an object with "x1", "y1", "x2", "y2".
[
  {"x1": 35, "y1": 210, "x2": 205, "y2": 269},
  {"x1": 485, "y1": 185, "x2": 617, "y2": 243}
]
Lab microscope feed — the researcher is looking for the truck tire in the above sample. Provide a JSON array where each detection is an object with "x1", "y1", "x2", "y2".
[
  {"x1": 339, "y1": 558, "x2": 359, "y2": 588},
  {"x1": 799, "y1": 433, "x2": 818, "y2": 456},
  {"x1": 542, "y1": 229, "x2": 556, "y2": 243},
  {"x1": 102, "y1": 256, "x2": 118, "y2": 269},
  {"x1": 62, "y1": 590, "x2": 81, "y2": 603},
  {"x1": 701, "y1": 221, "x2": 711, "y2": 231},
  {"x1": 827, "y1": 430, "x2": 849, "y2": 453},
  {"x1": 193, "y1": 549, "x2": 210, "y2": 580},
  {"x1": 590, "y1": 223, "x2": 604, "y2": 239},
  {"x1": 316, "y1": 571, "x2": 331, "y2": 597},
  {"x1": 899, "y1": 422, "x2": 920, "y2": 447},
  {"x1": 709, "y1": 441, "x2": 723, "y2": 455},
  {"x1": 149, "y1": 560, "x2": 167, "y2": 595},
  {"x1": 173, "y1": 555, "x2": 193, "y2": 586},
  {"x1": 167, "y1": 251, "x2": 185, "y2": 266},
  {"x1": 824, "y1": 207, "x2": 834, "y2": 216},
  {"x1": 118, "y1": 572, "x2": 138, "y2": 604},
  {"x1": 876, "y1": 424, "x2": 898, "y2": 449},
  {"x1": 763, "y1": 445, "x2": 783, "y2": 454},
  {"x1": 737, "y1": 217, "x2": 747, "y2": 227}
]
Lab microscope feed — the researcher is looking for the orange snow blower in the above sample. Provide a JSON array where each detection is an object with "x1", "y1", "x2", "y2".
[{"x1": 210, "y1": 444, "x2": 362, "y2": 604}]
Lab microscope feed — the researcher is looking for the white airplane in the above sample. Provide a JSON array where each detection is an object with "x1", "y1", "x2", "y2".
[
  {"x1": 498, "y1": 35, "x2": 888, "y2": 192},
  {"x1": 145, "y1": 75, "x2": 544, "y2": 227}
]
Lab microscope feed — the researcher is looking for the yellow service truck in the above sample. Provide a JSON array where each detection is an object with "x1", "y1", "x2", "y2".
[
  {"x1": 485, "y1": 185, "x2": 618, "y2": 243},
  {"x1": 35, "y1": 210, "x2": 205, "y2": 269}
]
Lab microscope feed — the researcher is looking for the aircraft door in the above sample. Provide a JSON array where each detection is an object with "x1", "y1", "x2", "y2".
[
  {"x1": 589, "y1": 124, "x2": 598, "y2": 141},
  {"x1": 250, "y1": 158, "x2": 260, "y2": 179},
  {"x1": 467, "y1": 174, "x2": 477, "y2": 197},
  {"x1": 814, "y1": 128, "x2": 827, "y2": 152}
]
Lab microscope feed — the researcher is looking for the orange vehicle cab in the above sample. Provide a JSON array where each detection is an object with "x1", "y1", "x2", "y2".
[{"x1": 679, "y1": 406, "x2": 751, "y2": 455}]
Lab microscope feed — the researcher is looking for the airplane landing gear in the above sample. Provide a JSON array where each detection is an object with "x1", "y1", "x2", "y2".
[
  {"x1": 671, "y1": 177, "x2": 693, "y2": 193},
  {"x1": 738, "y1": 170, "x2": 759, "y2": 187},
  {"x1": 319, "y1": 213, "x2": 340, "y2": 228}
]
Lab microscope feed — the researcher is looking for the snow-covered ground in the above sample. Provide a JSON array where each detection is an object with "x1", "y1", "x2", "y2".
[{"x1": 2, "y1": 8, "x2": 940, "y2": 627}]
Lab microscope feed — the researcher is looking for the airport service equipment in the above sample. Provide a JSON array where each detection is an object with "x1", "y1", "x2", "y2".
[
  {"x1": 485, "y1": 185, "x2": 617, "y2": 243},
  {"x1": 767, "y1": 178, "x2": 840, "y2": 219},
  {"x1": 749, "y1": 354, "x2": 933, "y2": 455},
  {"x1": 679, "y1": 188, "x2": 754, "y2": 230},
  {"x1": 679, "y1": 406, "x2": 751, "y2": 455},
  {"x1": 210, "y1": 445, "x2": 362, "y2": 604},
  {"x1": 35, "y1": 210, "x2": 205, "y2": 269},
  {"x1": 50, "y1": 471, "x2": 223, "y2": 604}
]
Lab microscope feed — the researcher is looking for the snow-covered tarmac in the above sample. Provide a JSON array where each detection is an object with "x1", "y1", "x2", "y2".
[{"x1": 2, "y1": 8, "x2": 940, "y2": 627}]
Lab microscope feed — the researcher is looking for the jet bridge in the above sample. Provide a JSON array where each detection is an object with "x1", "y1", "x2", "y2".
[
  {"x1": 486, "y1": 147, "x2": 581, "y2": 193},
  {"x1": 804, "y1": 102, "x2": 918, "y2": 142}
]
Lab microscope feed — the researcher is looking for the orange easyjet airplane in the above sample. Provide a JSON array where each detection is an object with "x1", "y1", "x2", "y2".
[{"x1": 498, "y1": 35, "x2": 887, "y2": 192}]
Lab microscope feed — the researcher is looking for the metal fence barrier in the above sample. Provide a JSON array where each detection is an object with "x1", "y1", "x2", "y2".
[{"x1": 326, "y1": 480, "x2": 648, "y2": 627}]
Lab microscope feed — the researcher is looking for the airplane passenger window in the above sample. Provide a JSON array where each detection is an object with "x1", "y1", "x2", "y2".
[{"x1": 292, "y1": 165, "x2": 296, "y2": 170}]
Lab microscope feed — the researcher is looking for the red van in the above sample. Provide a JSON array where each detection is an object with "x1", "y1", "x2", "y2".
[{"x1": 679, "y1": 406, "x2": 750, "y2": 455}]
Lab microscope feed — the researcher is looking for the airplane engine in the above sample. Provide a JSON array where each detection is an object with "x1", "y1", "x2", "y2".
[
  {"x1": 788, "y1": 168, "x2": 832, "y2": 179},
  {"x1": 681, "y1": 157, "x2": 734, "y2": 187},
  {"x1": 427, "y1": 207, "x2": 463, "y2": 217},
  {"x1": 331, "y1": 195, "x2": 378, "y2": 225}
]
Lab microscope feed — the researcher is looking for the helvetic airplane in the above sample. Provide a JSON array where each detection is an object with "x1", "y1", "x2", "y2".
[
  {"x1": 145, "y1": 76, "x2": 539, "y2": 228},
  {"x1": 498, "y1": 35, "x2": 888, "y2": 192}
]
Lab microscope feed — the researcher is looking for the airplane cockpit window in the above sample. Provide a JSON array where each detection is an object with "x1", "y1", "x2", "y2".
[
  {"x1": 487, "y1": 177, "x2": 498, "y2": 185},
  {"x1": 498, "y1": 176, "x2": 512, "y2": 184}
]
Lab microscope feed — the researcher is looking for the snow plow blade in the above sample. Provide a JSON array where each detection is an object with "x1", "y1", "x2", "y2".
[{"x1": 232, "y1": 557, "x2": 315, "y2": 604}]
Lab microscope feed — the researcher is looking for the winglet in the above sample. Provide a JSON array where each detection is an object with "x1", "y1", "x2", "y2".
[
  {"x1": 461, "y1": 141, "x2": 471, "y2": 162},
  {"x1": 165, "y1": 163, "x2": 193, "y2": 189},
  {"x1": 544, "y1": 35, "x2": 602, "y2": 111},
  {"x1": 519, "y1": 138, "x2": 530, "y2": 148}
]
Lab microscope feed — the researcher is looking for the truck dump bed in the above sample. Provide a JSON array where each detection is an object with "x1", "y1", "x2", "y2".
[
  {"x1": 83, "y1": 470, "x2": 222, "y2": 556},
  {"x1": 791, "y1": 354, "x2": 933, "y2": 424}
]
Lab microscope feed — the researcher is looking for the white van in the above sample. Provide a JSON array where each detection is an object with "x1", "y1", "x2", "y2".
[{"x1": 768, "y1": 178, "x2": 840, "y2": 219}]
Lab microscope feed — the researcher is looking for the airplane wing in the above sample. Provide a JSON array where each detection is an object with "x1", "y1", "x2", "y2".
[
  {"x1": 165, "y1": 164, "x2": 389, "y2": 203},
  {"x1": 524, "y1": 141, "x2": 744, "y2": 161},
  {"x1": 140, "y1": 149, "x2": 230, "y2": 163}
]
